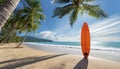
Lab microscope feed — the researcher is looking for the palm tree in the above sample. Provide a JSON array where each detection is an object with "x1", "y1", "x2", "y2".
[
  {"x1": 16, "y1": 0, "x2": 45, "y2": 47},
  {"x1": 0, "y1": 0, "x2": 20, "y2": 30},
  {"x1": 52, "y1": 0, "x2": 107, "y2": 26},
  {"x1": 0, "y1": 12, "x2": 21, "y2": 43},
  {"x1": 0, "y1": 0, "x2": 45, "y2": 46}
]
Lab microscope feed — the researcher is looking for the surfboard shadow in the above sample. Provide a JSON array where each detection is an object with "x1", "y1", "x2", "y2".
[{"x1": 74, "y1": 58, "x2": 88, "y2": 69}]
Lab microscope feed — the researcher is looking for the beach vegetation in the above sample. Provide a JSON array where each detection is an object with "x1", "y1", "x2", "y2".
[{"x1": 0, "y1": 0, "x2": 45, "y2": 47}]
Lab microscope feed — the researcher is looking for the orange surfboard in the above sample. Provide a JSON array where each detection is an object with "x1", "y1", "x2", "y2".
[{"x1": 81, "y1": 22, "x2": 90, "y2": 58}]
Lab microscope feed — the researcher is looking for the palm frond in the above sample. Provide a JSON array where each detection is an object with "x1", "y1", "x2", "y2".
[
  {"x1": 82, "y1": 4, "x2": 107, "y2": 18},
  {"x1": 83, "y1": 0, "x2": 95, "y2": 2},
  {"x1": 51, "y1": 0, "x2": 72, "y2": 4},
  {"x1": 39, "y1": 13, "x2": 45, "y2": 20},
  {"x1": 15, "y1": 7, "x2": 30, "y2": 15},
  {"x1": 25, "y1": 0, "x2": 40, "y2": 8},
  {"x1": 69, "y1": 7, "x2": 79, "y2": 26},
  {"x1": 52, "y1": 4, "x2": 73, "y2": 18},
  {"x1": 36, "y1": 7, "x2": 43, "y2": 12}
]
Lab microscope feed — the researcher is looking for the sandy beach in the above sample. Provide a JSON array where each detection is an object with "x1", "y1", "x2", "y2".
[{"x1": 0, "y1": 43, "x2": 120, "y2": 69}]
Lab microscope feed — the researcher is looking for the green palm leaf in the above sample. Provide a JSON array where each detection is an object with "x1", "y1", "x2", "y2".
[
  {"x1": 84, "y1": 0, "x2": 95, "y2": 2},
  {"x1": 52, "y1": 4, "x2": 73, "y2": 18},
  {"x1": 82, "y1": 4, "x2": 107, "y2": 18},
  {"x1": 51, "y1": 0, "x2": 72, "y2": 4},
  {"x1": 70, "y1": 7, "x2": 79, "y2": 26},
  {"x1": 52, "y1": 0, "x2": 107, "y2": 27}
]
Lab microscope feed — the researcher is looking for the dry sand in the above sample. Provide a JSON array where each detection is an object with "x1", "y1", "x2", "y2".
[{"x1": 0, "y1": 43, "x2": 120, "y2": 69}]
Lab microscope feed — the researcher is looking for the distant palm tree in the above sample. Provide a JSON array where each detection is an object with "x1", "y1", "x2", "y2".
[
  {"x1": 16, "y1": 0, "x2": 45, "y2": 47},
  {"x1": 52, "y1": 0, "x2": 107, "y2": 26},
  {"x1": 0, "y1": 0, "x2": 20, "y2": 29}
]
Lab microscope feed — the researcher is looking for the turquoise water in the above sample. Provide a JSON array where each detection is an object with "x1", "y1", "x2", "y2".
[
  {"x1": 94, "y1": 42, "x2": 120, "y2": 48},
  {"x1": 35, "y1": 42, "x2": 80, "y2": 46},
  {"x1": 34, "y1": 41, "x2": 120, "y2": 48},
  {"x1": 24, "y1": 41, "x2": 120, "y2": 52}
]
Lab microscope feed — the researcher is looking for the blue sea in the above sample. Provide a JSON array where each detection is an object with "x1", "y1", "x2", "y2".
[{"x1": 24, "y1": 41, "x2": 120, "y2": 52}]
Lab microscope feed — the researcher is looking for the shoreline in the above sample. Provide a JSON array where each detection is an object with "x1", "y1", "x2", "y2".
[
  {"x1": 24, "y1": 43, "x2": 120, "y2": 62},
  {"x1": 0, "y1": 43, "x2": 120, "y2": 69}
]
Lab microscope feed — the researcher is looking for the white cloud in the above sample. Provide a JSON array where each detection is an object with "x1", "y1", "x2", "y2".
[
  {"x1": 90, "y1": 16, "x2": 120, "y2": 32},
  {"x1": 55, "y1": 15, "x2": 120, "y2": 42},
  {"x1": 36, "y1": 31, "x2": 56, "y2": 40},
  {"x1": 57, "y1": 35, "x2": 80, "y2": 42},
  {"x1": 35, "y1": 31, "x2": 80, "y2": 42},
  {"x1": 90, "y1": 16, "x2": 120, "y2": 42}
]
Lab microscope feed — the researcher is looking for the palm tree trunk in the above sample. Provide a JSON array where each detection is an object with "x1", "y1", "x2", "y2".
[
  {"x1": 16, "y1": 31, "x2": 28, "y2": 48},
  {"x1": 0, "y1": 0, "x2": 20, "y2": 30}
]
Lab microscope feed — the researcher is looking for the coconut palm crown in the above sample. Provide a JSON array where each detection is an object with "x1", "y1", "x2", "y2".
[{"x1": 52, "y1": 0, "x2": 107, "y2": 26}]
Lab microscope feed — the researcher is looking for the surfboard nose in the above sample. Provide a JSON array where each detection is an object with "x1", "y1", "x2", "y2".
[{"x1": 83, "y1": 22, "x2": 87, "y2": 25}]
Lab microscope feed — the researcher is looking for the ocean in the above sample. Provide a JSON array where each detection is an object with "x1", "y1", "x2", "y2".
[{"x1": 24, "y1": 41, "x2": 120, "y2": 52}]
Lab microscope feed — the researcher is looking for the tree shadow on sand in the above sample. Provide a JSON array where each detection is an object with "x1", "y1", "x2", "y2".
[
  {"x1": 0, "y1": 47, "x2": 16, "y2": 49},
  {"x1": 74, "y1": 58, "x2": 88, "y2": 69},
  {"x1": 0, "y1": 54, "x2": 66, "y2": 69}
]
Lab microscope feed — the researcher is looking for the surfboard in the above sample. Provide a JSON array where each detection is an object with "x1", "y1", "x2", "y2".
[{"x1": 81, "y1": 22, "x2": 90, "y2": 58}]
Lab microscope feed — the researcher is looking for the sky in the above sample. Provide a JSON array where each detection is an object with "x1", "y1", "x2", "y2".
[{"x1": 27, "y1": 0, "x2": 120, "y2": 42}]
